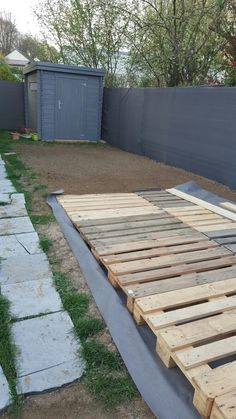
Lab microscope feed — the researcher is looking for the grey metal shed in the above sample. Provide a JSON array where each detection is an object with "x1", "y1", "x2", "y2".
[{"x1": 23, "y1": 62, "x2": 105, "y2": 141}]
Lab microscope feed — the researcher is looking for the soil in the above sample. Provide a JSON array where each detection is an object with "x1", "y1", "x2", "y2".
[
  {"x1": 4, "y1": 141, "x2": 236, "y2": 419},
  {"x1": 14, "y1": 142, "x2": 236, "y2": 211}
]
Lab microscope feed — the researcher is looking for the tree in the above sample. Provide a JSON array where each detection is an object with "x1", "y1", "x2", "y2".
[
  {"x1": 126, "y1": 0, "x2": 227, "y2": 87},
  {"x1": 17, "y1": 34, "x2": 61, "y2": 62},
  {"x1": 35, "y1": 0, "x2": 132, "y2": 86},
  {"x1": 0, "y1": 11, "x2": 18, "y2": 56},
  {"x1": 0, "y1": 53, "x2": 17, "y2": 80},
  {"x1": 209, "y1": 0, "x2": 236, "y2": 85}
]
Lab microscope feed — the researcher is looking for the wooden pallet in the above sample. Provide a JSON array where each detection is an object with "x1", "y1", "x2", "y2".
[
  {"x1": 57, "y1": 191, "x2": 236, "y2": 418},
  {"x1": 139, "y1": 190, "x2": 236, "y2": 234}
]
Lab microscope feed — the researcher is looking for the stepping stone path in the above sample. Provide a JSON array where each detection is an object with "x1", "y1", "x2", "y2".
[{"x1": 0, "y1": 157, "x2": 84, "y2": 409}]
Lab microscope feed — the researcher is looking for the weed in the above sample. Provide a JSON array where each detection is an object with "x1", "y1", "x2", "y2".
[
  {"x1": 0, "y1": 296, "x2": 22, "y2": 413},
  {"x1": 84, "y1": 368, "x2": 136, "y2": 409},
  {"x1": 74, "y1": 317, "x2": 104, "y2": 340},
  {"x1": 32, "y1": 183, "x2": 47, "y2": 192},
  {"x1": 53, "y1": 272, "x2": 89, "y2": 318},
  {"x1": 39, "y1": 236, "x2": 53, "y2": 253},
  {"x1": 31, "y1": 213, "x2": 55, "y2": 225},
  {"x1": 82, "y1": 340, "x2": 122, "y2": 370}
]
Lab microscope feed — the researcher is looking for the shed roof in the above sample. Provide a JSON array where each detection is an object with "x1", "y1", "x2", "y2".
[
  {"x1": 5, "y1": 49, "x2": 30, "y2": 67},
  {"x1": 23, "y1": 61, "x2": 105, "y2": 77}
]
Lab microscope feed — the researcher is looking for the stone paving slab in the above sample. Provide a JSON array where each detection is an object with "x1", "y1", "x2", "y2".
[
  {"x1": 15, "y1": 232, "x2": 42, "y2": 255},
  {"x1": 0, "y1": 235, "x2": 29, "y2": 258},
  {"x1": 0, "y1": 366, "x2": 10, "y2": 410},
  {"x1": 0, "y1": 217, "x2": 34, "y2": 236},
  {"x1": 13, "y1": 312, "x2": 84, "y2": 394},
  {"x1": 0, "y1": 193, "x2": 11, "y2": 204},
  {"x1": 0, "y1": 180, "x2": 16, "y2": 194},
  {"x1": 0, "y1": 233, "x2": 41, "y2": 258},
  {"x1": 0, "y1": 195, "x2": 27, "y2": 218},
  {"x1": 1, "y1": 278, "x2": 62, "y2": 319},
  {"x1": 0, "y1": 253, "x2": 51, "y2": 285},
  {"x1": 0, "y1": 168, "x2": 7, "y2": 179}
]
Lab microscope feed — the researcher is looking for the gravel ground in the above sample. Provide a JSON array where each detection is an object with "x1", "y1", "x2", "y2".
[{"x1": 14, "y1": 142, "x2": 236, "y2": 203}]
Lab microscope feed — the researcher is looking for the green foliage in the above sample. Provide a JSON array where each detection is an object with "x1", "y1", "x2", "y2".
[
  {"x1": 82, "y1": 340, "x2": 122, "y2": 370},
  {"x1": 35, "y1": 0, "x2": 131, "y2": 86},
  {"x1": 0, "y1": 53, "x2": 17, "y2": 81},
  {"x1": 84, "y1": 369, "x2": 136, "y2": 408},
  {"x1": 53, "y1": 270, "x2": 137, "y2": 408},
  {"x1": 0, "y1": 295, "x2": 21, "y2": 410},
  {"x1": 31, "y1": 213, "x2": 55, "y2": 225},
  {"x1": 53, "y1": 271, "x2": 90, "y2": 318},
  {"x1": 39, "y1": 236, "x2": 53, "y2": 253},
  {"x1": 127, "y1": 0, "x2": 227, "y2": 87},
  {"x1": 74, "y1": 317, "x2": 104, "y2": 340}
]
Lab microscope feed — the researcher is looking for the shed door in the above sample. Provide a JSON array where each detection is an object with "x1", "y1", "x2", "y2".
[{"x1": 56, "y1": 76, "x2": 87, "y2": 139}]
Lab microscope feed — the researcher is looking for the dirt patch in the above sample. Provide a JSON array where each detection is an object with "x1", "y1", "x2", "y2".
[{"x1": 14, "y1": 142, "x2": 236, "y2": 204}]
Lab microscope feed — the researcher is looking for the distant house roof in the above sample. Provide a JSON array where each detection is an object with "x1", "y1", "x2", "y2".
[{"x1": 5, "y1": 50, "x2": 30, "y2": 67}]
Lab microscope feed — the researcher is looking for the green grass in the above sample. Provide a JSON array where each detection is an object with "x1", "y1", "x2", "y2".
[
  {"x1": 52, "y1": 271, "x2": 137, "y2": 408},
  {"x1": 31, "y1": 213, "x2": 55, "y2": 225},
  {"x1": 84, "y1": 369, "x2": 136, "y2": 408},
  {"x1": 82, "y1": 340, "x2": 122, "y2": 370},
  {"x1": 0, "y1": 296, "x2": 22, "y2": 413},
  {"x1": 39, "y1": 236, "x2": 53, "y2": 253}
]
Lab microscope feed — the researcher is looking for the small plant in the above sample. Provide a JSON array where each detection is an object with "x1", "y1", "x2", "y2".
[{"x1": 39, "y1": 236, "x2": 53, "y2": 253}]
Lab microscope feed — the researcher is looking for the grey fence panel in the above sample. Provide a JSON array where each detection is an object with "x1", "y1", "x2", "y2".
[
  {"x1": 102, "y1": 87, "x2": 236, "y2": 189},
  {"x1": 0, "y1": 81, "x2": 25, "y2": 130}
]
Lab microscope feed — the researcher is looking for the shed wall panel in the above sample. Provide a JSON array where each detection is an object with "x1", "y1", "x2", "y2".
[
  {"x1": 40, "y1": 71, "x2": 56, "y2": 140},
  {"x1": 85, "y1": 77, "x2": 100, "y2": 140},
  {"x1": 26, "y1": 72, "x2": 37, "y2": 130}
]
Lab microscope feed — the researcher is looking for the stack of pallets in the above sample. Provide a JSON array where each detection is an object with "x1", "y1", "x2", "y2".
[{"x1": 58, "y1": 189, "x2": 236, "y2": 419}]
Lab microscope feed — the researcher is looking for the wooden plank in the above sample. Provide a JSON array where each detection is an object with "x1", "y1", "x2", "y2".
[
  {"x1": 58, "y1": 193, "x2": 139, "y2": 201},
  {"x1": 187, "y1": 219, "x2": 231, "y2": 227},
  {"x1": 157, "y1": 310, "x2": 236, "y2": 351},
  {"x1": 63, "y1": 201, "x2": 153, "y2": 210},
  {"x1": 135, "y1": 277, "x2": 236, "y2": 315},
  {"x1": 117, "y1": 256, "x2": 236, "y2": 286},
  {"x1": 176, "y1": 335, "x2": 236, "y2": 370},
  {"x1": 90, "y1": 227, "x2": 198, "y2": 246},
  {"x1": 167, "y1": 209, "x2": 212, "y2": 216},
  {"x1": 73, "y1": 206, "x2": 163, "y2": 221},
  {"x1": 95, "y1": 234, "x2": 207, "y2": 256},
  {"x1": 192, "y1": 361, "x2": 236, "y2": 418},
  {"x1": 123, "y1": 266, "x2": 236, "y2": 300},
  {"x1": 210, "y1": 390, "x2": 236, "y2": 419},
  {"x1": 109, "y1": 247, "x2": 231, "y2": 275},
  {"x1": 84, "y1": 222, "x2": 188, "y2": 240},
  {"x1": 165, "y1": 205, "x2": 205, "y2": 212},
  {"x1": 140, "y1": 196, "x2": 182, "y2": 202},
  {"x1": 138, "y1": 191, "x2": 171, "y2": 196},
  {"x1": 145, "y1": 296, "x2": 236, "y2": 331},
  {"x1": 221, "y1": 202, "x2": 236, "y2": 213},
  {"x1": 101, "y1": 240, "x2": 218, "y2": 265},
  {"x1": 78, "y1": 212, "x2": 170, "y2": 227},
  {"x1": 177, "y1": 214, "x2": 224, "y2": 222},
  {"x1": 167, "y1": 188, "x2": 236, "y2": 222},
  {"x1": 196, "y1": 223, "x2": 236, "y2": 233},
  {"x1": 59, "y1": 196, "x2": 150, "y2": 204},
  {"x1": 80, "y1": 217, "x2": 181, "y2": 234}
]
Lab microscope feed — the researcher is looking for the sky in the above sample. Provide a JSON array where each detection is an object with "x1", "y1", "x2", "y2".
[{"x1": 1, "y1": 0, "x2": 41, "y2": 36}]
